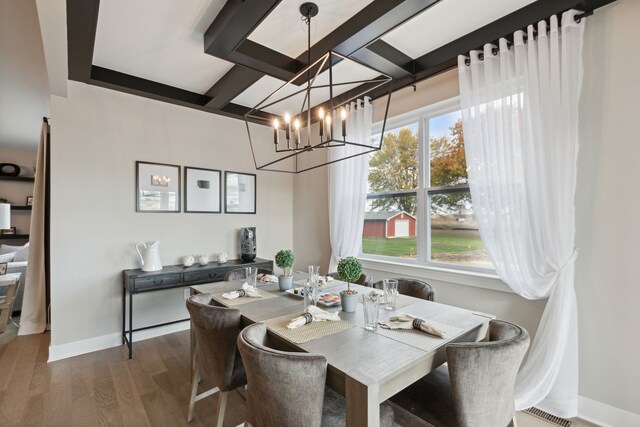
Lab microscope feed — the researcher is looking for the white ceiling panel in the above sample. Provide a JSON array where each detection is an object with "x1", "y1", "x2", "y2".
[
  {"x1": 382, "y1": 0, "x2": 537, "y2": 59},
  {"x1": 93, "y1": 0, "x2": 233, "y2": 94},
  {"x1": 248, "y1": 0, "x2": 373, "y2": 59},
  {"x1": 233, "y1": 58, "x2": 380, "y2": 115}
]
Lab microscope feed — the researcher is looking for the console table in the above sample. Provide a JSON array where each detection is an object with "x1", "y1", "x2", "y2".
[{"x1": 122, "y1": 257, "x2": 272, "y2": 358}]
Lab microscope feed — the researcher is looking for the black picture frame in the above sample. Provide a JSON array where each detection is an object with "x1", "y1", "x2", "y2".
[
  {"x1": 225, "y1": 171, "x2": 256, "y2": 214},
  {"x1": 136, "y1": 161, "x2": 181, "y2": 213},
  {"x1": 184, "y1": 167, "x2": 222, "y2": 213}
]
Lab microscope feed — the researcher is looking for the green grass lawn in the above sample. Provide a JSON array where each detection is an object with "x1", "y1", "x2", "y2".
[{"x1": 362, "y1": 229, "x2": 484, "y2": 257}]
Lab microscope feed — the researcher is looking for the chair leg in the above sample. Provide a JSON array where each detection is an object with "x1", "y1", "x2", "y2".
[
  {"x1": 187, "y1": 366, "x2": 199, "y2": 422},
  {"x1": 214, "y1": 391, "x2": 229, "y2": 427}
]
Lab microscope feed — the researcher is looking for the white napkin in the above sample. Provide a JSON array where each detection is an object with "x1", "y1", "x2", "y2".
[
  {"x1": 222, "y1": 282, "x2": 262, "y2": 300},
  {"x1": 286, "y1": 305, "x2": 341, "y2": 329},
  {"x1": 258, "y1": 274, "x2": 278, "y2": 283},
  {"x1": 379, "y1": 314, "x2": 446, "y2": 338}
]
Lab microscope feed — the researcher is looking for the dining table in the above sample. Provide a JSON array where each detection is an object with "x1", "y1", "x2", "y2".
[{"x1": 190, "y1": 273, "x2": 493, "y2": 427}]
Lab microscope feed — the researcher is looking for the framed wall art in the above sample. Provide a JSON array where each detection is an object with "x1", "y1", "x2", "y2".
[
  {"x1": 136, "y1": 161, "x2": 181, "y2": 212},
  {"x1": 184, "y1": 167, "x2": 221, "y2": 213},
  {"x1": 225, "y1": 171, "x2": 256, "y2": 214}
]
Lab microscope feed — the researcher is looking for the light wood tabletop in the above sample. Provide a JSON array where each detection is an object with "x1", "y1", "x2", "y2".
[{"x1": 191, "y1": 274, "x2": 492, "y2": 427}]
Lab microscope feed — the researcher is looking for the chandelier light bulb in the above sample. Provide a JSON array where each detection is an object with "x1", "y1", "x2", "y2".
[
  {"x1": 319, "y1": 107, "x2": 325, "y2": 119},
  {"x1": 294, "y1": 118, "x2": 301, "y2": 147},
  {"x1": 284, "y1": 113, "x2": 291, "y2": 124},
  {"x1": 273, "y1": 118, "x2": 280, "y2": 145},
  {"x1": 340, "y1": 108, "x2": 347, "y2": 120}
]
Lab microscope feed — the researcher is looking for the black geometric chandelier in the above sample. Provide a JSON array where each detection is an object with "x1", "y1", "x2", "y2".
[{"x1": 244, "y1": 2, "x2": 393, "y2": 174}]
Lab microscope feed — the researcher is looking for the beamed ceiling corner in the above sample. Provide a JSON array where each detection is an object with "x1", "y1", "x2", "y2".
[{"x1": 66, "y1": 0, "x2": 617, "y2": 123}]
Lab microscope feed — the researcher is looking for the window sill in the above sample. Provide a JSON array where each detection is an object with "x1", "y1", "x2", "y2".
[{"x1": 359, "y1": 257, "x2": 512, "y2": 294}]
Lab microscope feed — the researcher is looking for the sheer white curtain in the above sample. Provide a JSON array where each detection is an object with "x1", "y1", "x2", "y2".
[
  {"x1": 328, "y1": 98, "x2": 373, "y2": 271},
  {"x1": 458, "y1": 11, "x2": 584, "y2": 417}
]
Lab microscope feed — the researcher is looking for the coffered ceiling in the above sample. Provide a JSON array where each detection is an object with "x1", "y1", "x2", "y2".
[{"x1": 67, "y1": 0, "x2": 617, "y2": 123}]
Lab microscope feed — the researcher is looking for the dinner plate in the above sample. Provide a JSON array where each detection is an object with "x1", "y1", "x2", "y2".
[{"x1": 284, "y1": 288, "x2": 341, "y2": 307}]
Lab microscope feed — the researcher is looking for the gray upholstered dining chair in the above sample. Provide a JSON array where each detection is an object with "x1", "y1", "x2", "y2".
[
  {"x1": 224, "y1": 267, "x2": 273, "y2": 281},
  {"x1": 373, "y1": 278, "x2": 435, "y2": 301},
  {"x1": 390, "y1": 320, "x2": 530, "y2": 427},
  {"x1": 237, "y1": 323, "x2": 395, "y2": 427},
  {"x1": 186, "y1": 294, "x2": 247, "y2": 426},
  {"x1": 326, "y1": 271, "x2": 373, "y2": 287}
]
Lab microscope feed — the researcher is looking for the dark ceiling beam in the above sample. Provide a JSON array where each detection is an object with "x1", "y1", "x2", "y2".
[
  {"x1": 332, "y1": 0, "x2": 440, "y2": 57},
  {"x1": 320, "y1": 0, "x2": 619, "y2": 116},
  {"x1": 414, "y1": 0, "x2": 618, "y2": 72},
  {"x1": 90, "y1": 66, "x2": 211, "y2": 107},
  {"x1": 349, "y1": 40, "x2": 413, "y2": 79},
  {"x1": 205, "y1": 65, "x2": 263, "y2": 109},
  {"x1": 67, "y1": 0, "x2": 100, "y2": 82},
  {"x1": 203, "y1": 0, "x2": 281, "y2": 58},
  {"x1": 205, "y1": 0, "x2": 441, "y2": 109}
]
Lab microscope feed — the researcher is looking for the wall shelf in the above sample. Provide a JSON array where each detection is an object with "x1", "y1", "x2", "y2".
[
  {"x1": 0, "y1": 234, "x2": 29, "y2": 240},
  {"x1": 11, "y1": 206, "x2": 32, "y2": 211},
  {"x1": 0, "y1": 176, "x2": 35, "y2": 182}
]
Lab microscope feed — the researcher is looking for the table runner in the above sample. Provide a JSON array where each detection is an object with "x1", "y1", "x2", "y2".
[
  {"x1": 263, "y1": 311, "x2": 355, "y2": 344},
  {"x1": 374, "y1": 319, "x2": 463, "y2": 353},
  {"x1": 211, "y1": 288, "x2": 278, "y2": 307}
]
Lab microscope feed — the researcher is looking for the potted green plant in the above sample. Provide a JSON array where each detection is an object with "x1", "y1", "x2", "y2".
[
  {"x1": 275, "y1": 249, "x2": 295, "y2": 290},
  {"x1": 337, "y1": 256, "x2": 362, "y2": 312}
]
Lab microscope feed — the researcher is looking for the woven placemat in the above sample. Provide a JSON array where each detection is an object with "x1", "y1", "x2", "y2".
[
  {"x1": 263, "y1": 311, "x2": 355, "y2": 344},
  {"x1": 211, "y1": 288, "x2": 278, "y2": 307},
  {"x1": 375, "y1": 319, "x2": 464, "y2": 353}
]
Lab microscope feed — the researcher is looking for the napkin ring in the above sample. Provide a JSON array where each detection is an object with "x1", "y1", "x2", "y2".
[
  {"x1": 237, "y1": 289, "x2": 246, "y2": 297},
  {"x1": 412, "y1": 318, "x2": 424, "y2": 330},
  {"x1": 303, "y1": 313, "x2": 313, "y2": 325}
]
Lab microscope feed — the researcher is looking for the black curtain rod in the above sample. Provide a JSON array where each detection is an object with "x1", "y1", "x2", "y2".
[{"x1": 43, "y1": 116, "x2": 50, "y2": 124}]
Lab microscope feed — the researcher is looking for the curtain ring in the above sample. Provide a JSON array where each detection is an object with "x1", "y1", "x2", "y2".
[
  {"x1": 492, "y1": 47, "x2": 499, "y2": 56},
  {"x1": 478, "y1": 53, "x2": 484, "y2": 61},
  {"x1": 464, "y1": 58, "x2": 470, "y2": 66}
]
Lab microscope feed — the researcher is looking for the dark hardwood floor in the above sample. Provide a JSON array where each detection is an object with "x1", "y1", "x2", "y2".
[
  {"x1": 0, "y1": 328, "x2": 245, "y2": 426},
  {"x1": 0, "y1": 324, "x2": 573, "y2": 427}
]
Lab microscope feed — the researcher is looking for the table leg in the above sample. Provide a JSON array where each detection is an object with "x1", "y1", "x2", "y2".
[
  {"x1": 122, "y1": 286, "x2": 125, "y2": 345},
  {"x1": 345, "y1": 371, "x2": 380, "y2": 427},
  {"x1": 128, "y1": 292, "x2": 133, "y2": 359}
]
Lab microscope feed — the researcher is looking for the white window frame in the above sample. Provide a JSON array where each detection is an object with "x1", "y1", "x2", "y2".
[{"x1": 360, "y1": 97, "x2": 508, "y2": 291}]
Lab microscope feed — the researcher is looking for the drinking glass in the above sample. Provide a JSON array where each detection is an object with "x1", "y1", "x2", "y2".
[
  {"x1": 246, "y1": 267, "x2": 258, "y2": 289},
  {"x1": 362, "y1": 293, "x2": 380, "y2": 331},
  {"x1": 304, "y1": 283, "x2": 319, "y2": 308},
  {"x1": 308, "y1": 265, "x2": 320, "y2": 287},
  {"x1": 382, "y1": 279, "x2": 399, "y2": 310}
]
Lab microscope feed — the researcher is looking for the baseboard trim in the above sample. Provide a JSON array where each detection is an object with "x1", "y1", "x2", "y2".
[
  {"x1": 48, "y1": 320, "x2": 190, "y2": 362},
  {"x1": 579, "y1": 396, "x2": 640, "y2": 427}
]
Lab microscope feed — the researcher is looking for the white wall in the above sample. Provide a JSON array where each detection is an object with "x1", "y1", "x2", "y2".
[
  {"x1": 576, "y1": 0, "x2": 640, "y2": 417},
  {"x1": 293, "y1": 0, "x2": 640, "y2": 420},
  {"x1": 50, "y1": 81, "x2": 293, "y2": 350}
]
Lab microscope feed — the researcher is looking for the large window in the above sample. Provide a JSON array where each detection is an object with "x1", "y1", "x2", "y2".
[{"x1": 362, "y1": 99, "x2": 492, "y2": 270}]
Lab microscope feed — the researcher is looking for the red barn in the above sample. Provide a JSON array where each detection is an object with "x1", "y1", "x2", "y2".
[{"x1": 363, "y1": 211, "x2": 416, "y2": 238}]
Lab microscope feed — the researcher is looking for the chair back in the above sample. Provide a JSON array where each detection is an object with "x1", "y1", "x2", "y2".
[
  {"x1": 373, "y1": 278, "x2": 435, "y2": 301},
  {"x1": 327, "y1": 272, "x2": 373, "y2": 287},
  {"x1": 237, "y1": 323, "x2": 327, "y2": 427},
  {"x1": 446, "y1": 320, "x2": 530, "y2": 427},
  {"x1": 224, "y1": 268, "x2": 273, "y2": 281},
  {"x1": 186, "y1": 294, "x2": 246, "y2": 391}
]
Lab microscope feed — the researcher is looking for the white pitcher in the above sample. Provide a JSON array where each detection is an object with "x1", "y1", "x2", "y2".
[{"x1": 136, "y1": 241, "x2": 162, "y2": 272}]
